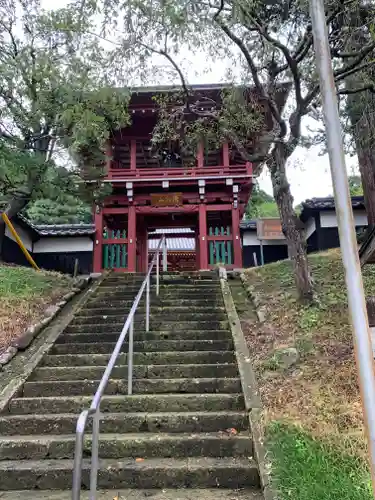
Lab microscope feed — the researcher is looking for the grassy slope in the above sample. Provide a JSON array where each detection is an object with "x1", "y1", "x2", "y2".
[
  {"x1": 244, "y1": 249, "x2": 375, "y2": 499},
  {"x1": 0, "y1": 264, "x2": 74, "y2": 353}
]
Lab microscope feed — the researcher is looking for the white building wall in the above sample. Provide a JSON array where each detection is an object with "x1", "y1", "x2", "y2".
[
  {"x1": 33, "y1": 237, "x2": 93, "y2": 254},
  {"x1": 5, "y1": 223, "x2": 33, "y2": 251},
  {"x1": 242, "y1": 232, "x2": 286, "y2": 247},
  {"x1": 320, "y1": 210, "x2": 368, "y2": 228},
  {"x1": 305, "y1": 217, "x2": 316, "y2": 239}
]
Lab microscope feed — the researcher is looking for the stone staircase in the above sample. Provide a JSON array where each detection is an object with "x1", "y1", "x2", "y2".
[{"x1": 0, "y1": 272, "x2": 262, "y2": 499}]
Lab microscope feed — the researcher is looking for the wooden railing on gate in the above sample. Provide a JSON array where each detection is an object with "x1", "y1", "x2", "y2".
[
  {"x1": 207, "y1": 226, "x2": 233, "y2": 266},
  {"x1": 103, "y1": 229, "x2": 128, "y2": 270}
]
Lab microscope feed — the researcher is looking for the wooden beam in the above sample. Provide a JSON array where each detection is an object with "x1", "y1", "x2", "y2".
[
  {"x1": 206, "y1": 204, "x2": 232, "y2": 212},
  {"x1": 148, "y1": 232, "x2": 194, "y2": 239},
  {"x1": 206, "y1": 235, "x2": 232, "y2": 241},
  {"x1": 103, "y1": 207, "x2": 129, "y2": 215},
  {"x1": 102, "y1": 238, "x2": 128, "y2": 244},
  {"x1": 135, "y1": 205, "x2": 199, "y2": 214}
]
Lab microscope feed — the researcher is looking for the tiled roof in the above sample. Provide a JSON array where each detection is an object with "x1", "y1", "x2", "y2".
[
  {"x1": 35, "y1": 224, "x2": 95, "y2": 236},
  {"x1": 240, "y1": 219, "x2": 257, "y2": 230},
  {"x1": 149, "y1": 237, "x2": 195, "y2": 251},
  {"x1": 302, "y1": 196, "x2": 365, "y2": 210},
  {"x1": 300, "y1": 196, "x2": 366, "y2": 222},
  {"x1": 14, "y1": 214, "x2": 95, "y2": 237}
]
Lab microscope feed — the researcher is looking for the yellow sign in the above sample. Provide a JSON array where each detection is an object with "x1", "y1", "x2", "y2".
[
  {"x1": 151, "y1": 193, "x2": 183, "y2": 207},
  {"x1": 257, "y1": 218, "x2": 285, "y2": 240}
]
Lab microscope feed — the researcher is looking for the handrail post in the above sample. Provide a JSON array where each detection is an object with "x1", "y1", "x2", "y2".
[
  {"x1": 89, "y1": 409, "x2": 100, "y2": 500},
  {"x1": 146, "y1": 275, "x2": 150, "y2": 332},
  {"x1": 162, "y1": 236, "x2": 167, "y2": 272},
  {"x1": 127, "y1": 317, "x2": 134, "y2": 395},
  {"x1": 71, "y1": 235, "x2": 166, "y2": 499},
  {"x1": 156, "y1": 251, "x2": 160, "y2": 296},
  {"x1": 72, "y1": 410, "x2": 90, "y2": 500}
]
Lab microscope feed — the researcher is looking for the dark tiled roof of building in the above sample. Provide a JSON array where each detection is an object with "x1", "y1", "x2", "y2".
[
  {"x1": 240, "y1": 219, "x2": 257, "y2": 230},
  {"x1": 302, "y1": 195, "x2": 365, "y2": 210},
  {"x1": 14, "y1": 214, "x2": 95, "y2": 237},
  {"x1": 300, "y1": 196, "x2": 366, "y2": 222},
  {"x1": 35, "y1": 224, "x2": 95, "y2": 236}
]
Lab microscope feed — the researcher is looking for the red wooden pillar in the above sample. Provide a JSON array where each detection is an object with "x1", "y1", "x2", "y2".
[
  {"x1": 93, "y1": 205, "x2": 103, "y2": 273},
  {"x1": 199, "y1": 204, "x2": 208, "y2": 270},
  {"x1": 128, "y1": 205, "x2": 137, "y2": 272},
  {"x1": 231, "y1": 205, "x2": 242, "y2": 268}
]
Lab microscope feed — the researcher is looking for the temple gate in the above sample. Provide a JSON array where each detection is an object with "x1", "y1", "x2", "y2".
[{"x1": 92, "y1": 85, "x2": 254, "y2": 273}]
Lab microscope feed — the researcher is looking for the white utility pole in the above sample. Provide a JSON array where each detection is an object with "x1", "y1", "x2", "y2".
[{"x1": 309, "y1": 0, "x2": 375, "y2": 496}]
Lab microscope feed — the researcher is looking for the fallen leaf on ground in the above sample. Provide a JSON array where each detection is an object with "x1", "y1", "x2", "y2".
[{"x1": 135, "y1": 457, "x2": 144, "y2": 462}]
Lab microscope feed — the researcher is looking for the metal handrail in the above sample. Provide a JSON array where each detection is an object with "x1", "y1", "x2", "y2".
[{"x1": 72, "y1": 236, "x2": 167, "y2": 500}]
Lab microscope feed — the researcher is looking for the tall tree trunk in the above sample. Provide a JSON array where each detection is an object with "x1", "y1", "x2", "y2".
[
  {"x1": 347, "y1": 89, "x2": 375, "y2": 229},
  {"x1": 345, "y1": 6, "x2": 375, "y2": 228},
  {"x1": 356, "y1": 132, "x2": 375, "y2": 228},
  {"x1": 269, "y1": 143, "x2": 314, "y2": 302}
]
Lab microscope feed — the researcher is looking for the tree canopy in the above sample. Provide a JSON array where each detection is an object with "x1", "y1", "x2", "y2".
[
  {"x1": 0, "y1": 0, "x2": 131, "y2": 224},
  {"x1": 246, "y1": 185, "x2": 278, "y2": 219},
  {"x1": 348, "y1": 174, "x2": 364, "y2": 197}
]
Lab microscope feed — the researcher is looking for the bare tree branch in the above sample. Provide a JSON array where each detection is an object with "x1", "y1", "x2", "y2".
[
  {"x1": 213, "y1": 17, "x2": 287, "y2": 139},
  {"x1": 338, "y1": 84, "x2": 375, "y2": 95},
  {"x1": 0, "y1": 129, "x2": 15, "y2": 141},
  {"x1": 0, "y1": 18, "x2": 19, "y2": 58},
  {"x1": 274, "y1": 0, "x2": 352, "y2": 74},
  {"x1": 139, "y1": 41, "x2": 192, "y2": 110},
  {"x1": 335, "y1": 42, "x2": 375, "y2": 78}
]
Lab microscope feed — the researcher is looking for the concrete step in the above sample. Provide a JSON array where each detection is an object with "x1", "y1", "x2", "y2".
[
  {"x1": 86, "y1": 298, "x2": 223, "y2": 307},
  {"x1": 0, "y1": 488, "x2": 264, "y2": 500},
  {"x1": 94, "y1": 290, "x2": 221, "y2": 299},
  {"x1": 0, "y1": 432, "x2": 253, "y2": 460},
  {"x1": 98, "y1": 283, "x2": 220, "y2": 290},
  {"x1": 79, "y1": 306, "x2": 225, "y2": 316},
  {"x1": 40, "y1": 351, "x2": 235, "y2": 367},
  {"x1": 55, "y1": 330, "x2": 232, "y2": 344},
  {"x1": 8, "y1": 394, "x2": 244, "y2": 415},
  {"x1": 22, "y1": 377, "x2": 241, "y2": 397},
  {"x1": 0, "y1": 457, "x2": 259, "y2": 490},
  {"x1": 29, "y1": 363, "x2": 239, "y2": 381},
  {"x1": 104, "y1": 278, "x2": 220, "y2": 286},
  {"x1": 70, "y1": 312, "x2": 226, "y2": 325},
  {"x1": 0, "y1": 411, "x2": 248, "y2": 436},
  {"x1": 93, "y1": 290, "x2": 222, "y2": 299},
  {"x1": 50, "y1": 340, "x2": 233, "y2": 355},
  {"x1": 64, "y1": 321, "x2": 229, "y2": 333}
]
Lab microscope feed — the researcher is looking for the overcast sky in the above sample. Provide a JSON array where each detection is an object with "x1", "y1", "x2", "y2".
[{"x1": 42, "y1": 0, "x2": 358, "y2": 205}]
